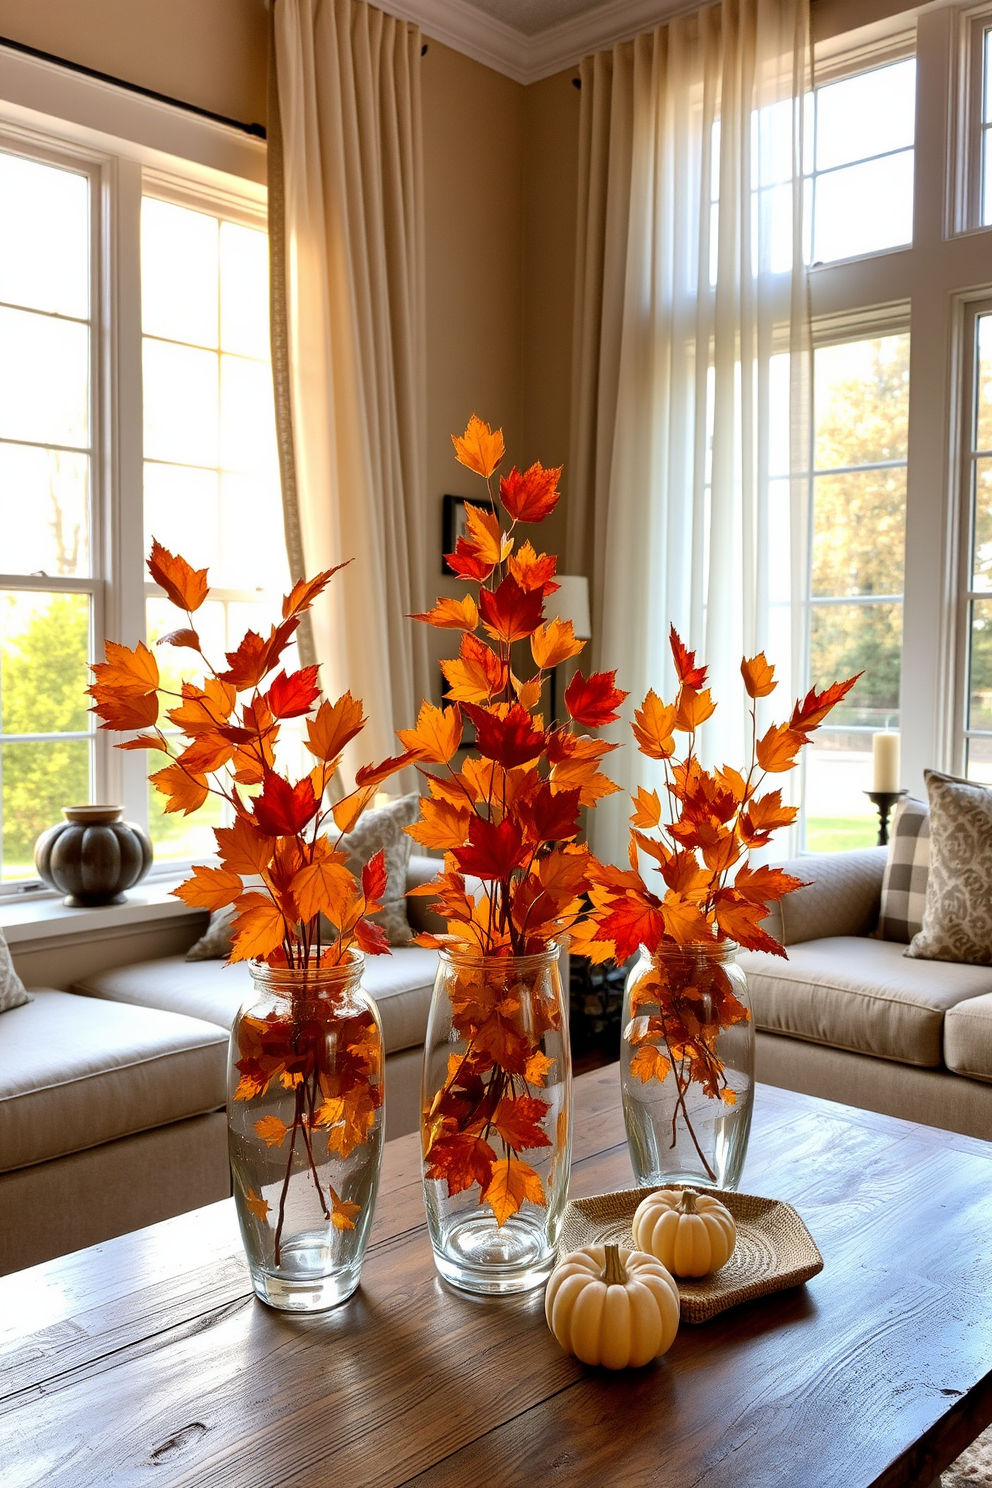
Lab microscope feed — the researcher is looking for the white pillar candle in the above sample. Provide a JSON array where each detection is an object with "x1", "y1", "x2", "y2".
[{"x1": 872, "y1": 732, "x2": 900, "y2": 793}]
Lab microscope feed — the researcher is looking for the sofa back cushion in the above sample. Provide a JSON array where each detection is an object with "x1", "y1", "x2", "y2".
[
  {"x1": 764, "y1": 847, "x2": 888, "y2": 946},
  {"x1": 877, "y1": 796, "x2": 930, "y2": 943}
]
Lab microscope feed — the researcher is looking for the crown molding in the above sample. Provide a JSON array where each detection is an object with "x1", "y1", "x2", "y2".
[{"x1": 386, "y1": 0, "x2": 689, "y2": 84}]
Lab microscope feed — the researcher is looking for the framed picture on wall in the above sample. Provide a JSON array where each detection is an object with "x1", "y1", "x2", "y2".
[{"x1": 442, "y1": 493, "x2": 497, "y2": 574}]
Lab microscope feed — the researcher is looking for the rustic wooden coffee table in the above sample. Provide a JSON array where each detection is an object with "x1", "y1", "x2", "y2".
[{"x1": 2, "y1": 1069, "x2": 991, "y2": 1487}]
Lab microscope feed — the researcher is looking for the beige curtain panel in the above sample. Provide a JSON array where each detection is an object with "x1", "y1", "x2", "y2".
[
  {"x1": 270, "y1": 0, "x2": 429, "y2": 780},
  {"x1": 568, "y1": 0, "x2": 812, "y2": 864}
]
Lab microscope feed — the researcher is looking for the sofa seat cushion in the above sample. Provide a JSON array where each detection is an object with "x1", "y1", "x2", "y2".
[
  {"x1": 944, "y1": 994, "x2": 992, "y2": 1084},
  {"x1": 0, "y1": 990, "x2": 228, "y2": 1173},
  {"x1": 73, "y1": 946, "x2": 439, "y2": 1058},
  {"x1": 737, "y1": 937, "x2": 992, "y2": 1067}
]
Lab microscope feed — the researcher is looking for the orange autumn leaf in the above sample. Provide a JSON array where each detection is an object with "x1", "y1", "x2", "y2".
[
  {"x1": 425, "y1": 1133, "x2": 498, "y2": 1196},
  {"x1": 253, "y1": 1115, "x2": 289, "y2": 1148},
  {"x1": 244, "y1": 1189, "x2": 270, "y2": 1223},
  {"x1": 91, "y1": 638, "x2": 159, "y2": 695},
  {"x1": 115, "y1": 731, "x2": 170, "y2": 753},
  {"x1": 508, "y1": 540, "x2": 559, "y2": 595},
  {"x1": 755, "y1": 722, "x2": 804, "y2": 773},
  {"x1": 524, "y1": 1048, "x2": 555, "y2": 1085},
  {"x1": 491, "y1": 1094, "x2": 551, "y2": 1151},
  {"x1": 281, "y1": 562, "x2": 350, "y2": 620},
  {"x1": 149, "y1": 761, "x2": 209, "y2": 816},
  {"x1": 451, "y1": 413, "x2": 504, "y2": 479},
  {"x1": 632, "y1": 691, "x2": 677, "y2": 760},
  {"x1": 733, "y1": 864, "x2": 806, "y2": 904},
  {"x1": 530, "y1": 618, "x2": 584, "y2": 670},
  {"x1": 790, "y1": 674, "x2": 861, "y2": 733},
  {"x1": 674, "y1": 685, "x2": 716, "y2": 732},
  {"x1": 629, "y1": 1045, "x2": 672, "y2": 1084},
  {"x1": 441, "y1": 633, "x2": 508, "y2": 703},
  {"x1": 406, "y1": 797, "x2": 472, "y2": 851},
  {"x1": 214, "y1": 817, "x2": 276, "y2": 876},
  {"x1": 331, "y1": 1193, "x2": 362, "y2": 1232},
  {"x1": 228, "y1": 892, "x2": 287, "y2": 962},
  {"x1": 741, "y1": 652, "x2": 776, "y2": 699},
  {"x1": 483, "y1": 1156, "x2": 545, "y2": 1227},
  {"x1": 332, "y1": 784, "x2": 378, "y2": 834},
  {"x1": 172, "y1": 865, "x2": 243, "y2": 912},
  {"x1": 291, "y1": 856, "x2": 358, "y2": 926},
  {"x1": 630, "y1": 786, "x2": 662, "y2": 829},
  {"x1": 216, "y1": 629, "x2": 269, "y2": 690},
  {"x1": 464, "y1": 502, "x2": 508, "y2": 567},
  {"x1": 513, "y1": 673, "x2": 543, "y2": 711},
  {"x1": 176, "y1": 732, "x2": 236, "y2": 775},
  {"x1": 148, "y1": 538, "x2": 209, "y2": 612},
  {"x1": 410, "y1": 595, "x2": 480, "y2": 631},
  {"x1": 89, "y1": 686, "x2": 160, "y2": 732},
  {"x1": 305, "y1": 692, "x2": 366, "y2": 763},
  {"x1": 397, "y1": 701, "x2": 463, "y2": 764}
]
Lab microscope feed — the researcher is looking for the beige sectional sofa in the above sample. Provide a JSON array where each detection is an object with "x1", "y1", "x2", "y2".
[{"x1": 743, "y1": 847, "x2": 992, "y2": 1140}]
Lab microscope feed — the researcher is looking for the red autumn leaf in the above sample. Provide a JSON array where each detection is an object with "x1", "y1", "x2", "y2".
[
  {"x1": 281, "y1": 561, "x2": 350, "y2": 619},
  {"x1": 741, "y1": 652, "x2": 776, "y2": 699},
  {"x1": 446, "y1": 537, "x2": 496, "y2": 583},
  {"x1": 491, "y1": 1094, "x2": 552, "y2": 1151},
  {"x1": 354, "y1": 916, "x2": 391, "y2": 956},
  {"x1": 157, "y1": 627, "x2": 201, "y2": 651},
  {"x1": 478, "y1": 577, "x2": 544, "y2": 644},
  {"x1": 462, "y1": 702, "x2": 545, "y2": 769},
  {"x1": 266, "y1": 666, "x2": 321, "y2": 719},
  {"x1": 252, "y1": 772, "x2": 319, "y2": 836},
  {"x1": 451, "y1": 414, "x2": 505, "y2": 479},
  {"x1": 148, "y1": 539, "x2": 209, "y2": 612},
  {"x1": 453, "y1": 814, "x2": 526, "y2": 880},
  {"x1": 425, "y1": 1132, "x2": 497, "y2": 1196},
  {"x1": 598, "y1": 899, "x2": 667, "y2": 962},
  {"x1": 354, "y1": 749, "x2": 418, "y2": 790},
  {"x1": 517, "y1": 783, "x2": 581, "y2": 844},
  {"x1": 564, "y1": 669, "x2": 628, "y2": 728},
  {"x1": 790, "y1": 674, "x2": 861, "y2": 733},
  {"x1": 508, "y1": 540, "x2": 559, "y2": 595},
  {"x1": 669, "y1": 626, "x2": 707, "y2": 688},
  {"x1": 217, "y1": 630, "x2": 270, "y2": 689},
  {"x1": 499, "y1": 462, "x2": 562, "y2": 523},
  {"x1": 362, "y1": 849, "x2": 388, "y2": 905}
]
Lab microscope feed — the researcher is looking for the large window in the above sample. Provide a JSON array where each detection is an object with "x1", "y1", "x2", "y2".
[{"x1": 0, "y1": 103, "x2": 284, "y2": 887}]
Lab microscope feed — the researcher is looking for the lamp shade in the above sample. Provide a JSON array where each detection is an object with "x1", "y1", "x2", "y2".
[{"x1": 552, "y1": 574, "x2": 591, "y2": 639}]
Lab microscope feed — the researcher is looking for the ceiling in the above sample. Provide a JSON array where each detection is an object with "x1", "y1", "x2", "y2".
[{"x1": 456, "y1": 0, "x2": 611, "y2": 40}]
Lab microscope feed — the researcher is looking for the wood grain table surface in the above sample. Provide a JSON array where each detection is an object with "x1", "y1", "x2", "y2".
[{"x1": 1, "y1": 1069, "x2": 991, "y2": 1488}]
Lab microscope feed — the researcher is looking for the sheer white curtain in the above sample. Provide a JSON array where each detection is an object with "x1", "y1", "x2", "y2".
[
  {"x1": 568, "y1": 0, "x2": 811, "y2": 864},
  {"x1": 270, "y1": 0, "x2": 429, "y2": 779}
]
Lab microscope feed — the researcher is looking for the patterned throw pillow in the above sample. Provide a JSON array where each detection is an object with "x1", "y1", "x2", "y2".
[
  {"x1": 185, "y1": 792, "x2": 422, "y2": 960},
  {"x1": 907, "y1": 770, "x2": 992, "y2": 965},
  {"x1": 0, "y1": 927, "x2": 30, "y2": 1013},
  {"x1": 877, "y1": 797, "x2": 930, "y2": 943}
]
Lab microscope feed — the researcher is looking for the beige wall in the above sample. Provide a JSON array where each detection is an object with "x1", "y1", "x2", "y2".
[{"x1": 0, "y1": 0, "x2": 268, "y2": 126}]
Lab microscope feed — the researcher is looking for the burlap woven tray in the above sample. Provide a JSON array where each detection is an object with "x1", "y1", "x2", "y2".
[{"x1": 558, "y1": 1184, "x2": 823, "y2": 1324}]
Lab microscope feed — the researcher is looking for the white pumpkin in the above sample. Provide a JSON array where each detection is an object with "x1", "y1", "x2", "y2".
[
  {"x1": 631, "y1": 1187, "x2": 736, "y2": 1277},
  {"x1": 544, "y1": 1243, "x2": 680, "y2": 1369}
]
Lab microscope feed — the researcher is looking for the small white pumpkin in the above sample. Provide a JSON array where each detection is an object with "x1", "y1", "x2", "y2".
[
  {"x1": 545, "y1": 1243, "x2": 680, "y2": 1369},
  {"x1": 632, "y1": 1187, "x2": 736, "y2": 1277}
]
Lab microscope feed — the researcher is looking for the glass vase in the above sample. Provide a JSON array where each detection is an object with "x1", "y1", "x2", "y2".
[
  {"x1": 421, "y1": 943, "x2": 571, "y2": 1295},
  {"x1": 620, "y1": 940, "x2": 754, "y2": 1191},
  {"x1": 228, "y1": 953, "x2": 384, "y2": 1312}
]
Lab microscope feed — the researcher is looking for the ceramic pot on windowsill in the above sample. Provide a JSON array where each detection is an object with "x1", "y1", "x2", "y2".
[{"x1": 34, "y1": 805, "x2": 153, "y2": 906}]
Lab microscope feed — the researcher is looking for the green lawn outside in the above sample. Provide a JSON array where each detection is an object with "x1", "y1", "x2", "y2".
[{"x1": 805, "y1": 816, "x2": 879, "y2": 854}]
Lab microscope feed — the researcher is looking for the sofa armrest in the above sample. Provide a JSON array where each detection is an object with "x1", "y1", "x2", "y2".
[{"x1": 768, "y1": 846, "x2": 888, "y2": 945}]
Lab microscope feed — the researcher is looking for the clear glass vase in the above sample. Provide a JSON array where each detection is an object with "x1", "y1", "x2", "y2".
[
  {"x1": 620, "y1": 940, "x2": 753, "y2": 1191},
  {"x1": 228, "y1": 954, "x2": 384, "y2": 1312},
  {"x1": 421, "y1": 943, "x2": 571, "y2": 1295}
]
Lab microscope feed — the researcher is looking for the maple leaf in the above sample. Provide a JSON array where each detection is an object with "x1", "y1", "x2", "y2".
[
  {"x1": 91, "y1": 639, "x2": 160, "y2": 695},
  {"x1": 739, "y1": 789, "x2": 798, "y2": 846},
  {"x1": 478, "y1": 577, "x2": 544, "y2": 644},
  {"x1": 629, "y1": 1045, "x2": 672, "y2": 1084},
  {"x1": 453, "y1": 814, "x2": 526, "y2": 879},
  {"x1": 756, "y1": 723, "x2": 805, "y2": 773},
  {"x1": 564, "y1": 669, "x2": 628, "y2": 728},
  {"x1": 228, "y1": 892, "x2": 287, "y2": 962},
  {"x1": 292, "y1": 856, "x2": 357, "y2": 925},
  {"x1": 491, "y1": 1095, "x2": 552, "y2": 1151},
  {"x1": 790, "y1": 674, "x2": 861, "y2": 732},
  {"x1": 632, "y1": 691, "x2": 677, "y2": 759},
  {"x1": 253, "y1": 773, "x2": 319, "y2": 836},
  {"x1": 711, "y1": 891, "x2": 786, "y2": 955},
  {"x1": 89, "y1": 687, "x2": 160, "y2": 732},
  {"x1": 216, "y1": 630, "x2": 270, "y2": 689},
  {"x1": 508, "y1": 540, "x2": 559, "y2": 595},
  {"x1": 524, "y1": 1049, "x2": 555, "y2": 1086},
  {"x1": 733, "y1": 864, "x2": 806, "y2": 905},
  {"x1": 156, "y1": 626, "x2": 201, "y2": 651},
  {"x1": 149, "y1": 762, "x2": 209, "y2": 815},
  {"x1": 741, "y1": 652, "x2": 777, "y2": 698},
  {"x1": 661, "y1": 892, "x2": 715, "y2": 944},
  {"x1": 464, "y1": 503, "x2": 508, "y2": 567},
  {"x1": 441, "y1": 633, "x2": 508, "y2": 703},
  {"x1": 451, "y1": 414, "x2": 504, "y2": 478},
  {"x1": 172, "y1": 865, "x2": 243, "y2": 912},
  {"x1": 214, "y1": 817, "x2": 276, "y2": 876},
  {"x1": 115, "y1": 732, "x2": 170, "y2": 752},
  {"x1": 245, "y1": 1188, "x2": 270, "y2": 1223},
  {"x1": 446, "y1": 537, "x2": 495, "y2": 583},
  {"x1": 483, "y1": 1157, "x2": 545, "y2": 1227},
  {"x1": 281, "y1": 562, "x2": 349, "y2": 620},
  {"x1": 253, "y1": 1115, "x2": 289, "y2": 1147},
  {"x1": 332, "y1": 784, "x2": 378, "y2": 834},
  {"x1": 530, "y1": 618, "x2": 584, "y2": 670},
  {"x1": 354, "y1": 916, "x2": 391, "y2": 955},
  {"x1": 148, "y1": 539, "x2": 209, "y2": 612},
  {"x1": 675, "y1": 686, "x2": 716, "y2": 731},
  {"x1": 407, "y1": 797, "x2": 472, "y2": 851},
  {"x1": 410, "y1": 595, "x2": 479, "y2": 630},
  {"x1": 669, "y1": 626, "x2": 707, "y2": 688},
  {"x1": 331, "y1": 1193, "x2": 362, "y2": 1231},
  {"x1": 599, "y1": 899, "x2": 666, "y2": 962},
  {"x1": 355, "y1": 749, "x2": 418, "y2": 791},
  {"x1": 306, "y1": 692, "x2": 366, "y2": 762},
  {"x1": 362, "y1": 849, "x2": 388, "y2": 906},
  {"x1": 462, "y1": 702, "x2": 545, "y2": 769},
  {"x1": 397, "y1": 701, "x2": 463, "y2": 764},
  {"x1": 513, "y1": 673, "x2": 544, "y2": 711},
  {"x1": 499, "y1": 462, "x2": 562, "y2": 523},
  {"x1": 426, "y1": 1133, "x2": 498, "y2": 1196},
  {"x1": 517, "y1": 783, "x2": 581, "y2": 844},
  {"x1": 630, "y1": 786, "x2": 662, "y2": 828},
  {"x1": 267, "y1": 666, "x2": 321, "y2": 720},
  {"x1": 176, "y1": 732, "x2": 235, "y2": 774}
]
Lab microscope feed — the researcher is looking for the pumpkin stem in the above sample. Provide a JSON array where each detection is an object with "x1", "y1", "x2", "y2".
[
  {"x1": 602, "y1": 1244, "x2": 628, "y2": 1286},
  {"x1": 678, "y1": 1188, "x2": 699, "y2": 1216}
]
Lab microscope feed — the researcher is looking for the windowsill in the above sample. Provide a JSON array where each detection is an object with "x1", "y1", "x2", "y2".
[{"x1": 0, "y1": 878, "x2": 203, "y2": 945}]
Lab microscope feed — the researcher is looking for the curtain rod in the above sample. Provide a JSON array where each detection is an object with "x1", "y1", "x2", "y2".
[{"x1": 0, "y1": 34, "x2": 267, "y2": 140}]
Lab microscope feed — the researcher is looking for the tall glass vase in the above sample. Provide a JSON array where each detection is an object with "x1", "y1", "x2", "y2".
[
  {"x1": 228, "y1": 953, "x2": 384, "y2": 1312},
  {"x1": 421, "y1": 944, "x2": 571, "y2": 1295},
  {"x1": 620, "y1": 940, "x2": 753, "y2": 1191}
]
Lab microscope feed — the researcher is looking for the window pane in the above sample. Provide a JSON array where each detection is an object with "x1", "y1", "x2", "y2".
[
  {"x1": 1, "y1": 738, "x2": 91, "y2": 880},
  {"x1": 985, "y1": 29, "x2": 992, "y2": 123},
  {"x1": 0, "y1": 152, "x2": 89, "y2": 319},
  {"x1": 983, "y1": 129, "x2": 992, "y2": 230},
  {"x1": 220, "y1": 221, "x2": 269, "y2": 359},
  {"x1": 812, "y1": 468, "x2": 906, "y2": 597},
  {"x1": 148, "y1": 774, "x2": 224, "y2": 865},
  {"x1": 146, "y1": 596, "x2": 227, "y2": 695},
  {"x1": 972, "y1": 457, "x2": 992, "y2": 593},
  {"x1": 0, "y1": 306, "x2": 89, "y2": 448},
  {"x1": 812, "y1": 151, "x2": 914, "y2": 263},
  {"x1": 0, "y1": 444, "x2": 89, "y2": 577},
  {"x1": 142, "y1": 339, "x2": 219, "y2": 467},
  {"x1": 141, "y1": 198, "x2": 218, "y2": 349},
  {"x1": 966, "y1": 733, "x2": 992, "y2": 784},
  {"x1": 969, "y1": 598, "x2": 992, "y2": 732},
  {"x1": 815, "y1": 60, "x2": 916, "y2": 172},
  {"x1": 975, "y1": 315, "x2": 992, "y2": 453},
  {"x1": 144, "y1": 463, "x2": 220, "y2": 576},
  {"x1": 803, "y1": 733, "x2": 877, "y2": 853},
  {"x1": 815, "y1": 334, "x2": 910, "y2": 470},
  {"x1": 810, "y1": 601, "x2": 902, "y2": 727},
  {"x1": 220, "y1": 354, "x2": 278, "y2": 475},
  {"x1": 1, "y1": 590, "x2": 91, "y2": 734},
  {"x1": 220, "y1": 474, "x2": 287, "y2": 590}
]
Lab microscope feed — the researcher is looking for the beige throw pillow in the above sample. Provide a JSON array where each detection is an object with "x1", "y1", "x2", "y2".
[
  {"x1": 0, "y1": 927, "x2": 30, "y2": 1013},
  {"x1": 907, "y1": 769, "x2": 992, "y2": 966}
]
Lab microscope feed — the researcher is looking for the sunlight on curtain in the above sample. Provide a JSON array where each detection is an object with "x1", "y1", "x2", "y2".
[{"x1": 569, "y1": 0, "x2": 811, "y2": 865}]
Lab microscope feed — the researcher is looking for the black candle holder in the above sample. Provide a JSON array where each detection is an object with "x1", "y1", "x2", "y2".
[{"x1": 865, "y1": 789, "x2": 907, "y2": 847}]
